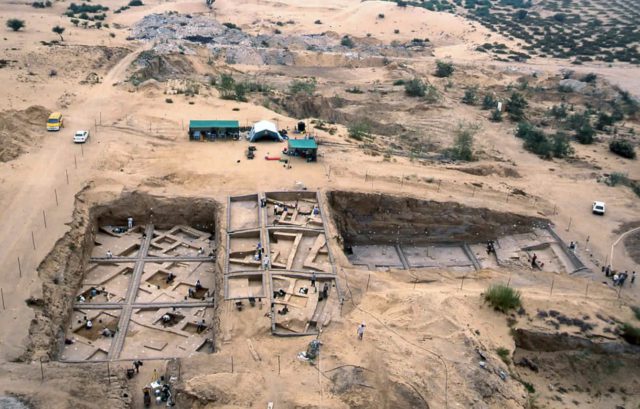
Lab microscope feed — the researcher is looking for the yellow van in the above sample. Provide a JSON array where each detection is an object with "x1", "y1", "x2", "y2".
[{"x1": 47, "y1": 112, "x2": 63, "y2": 131}]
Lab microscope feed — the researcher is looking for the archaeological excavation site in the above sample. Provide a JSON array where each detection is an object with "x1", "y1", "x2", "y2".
[{"x1": 11, "y1": 188, "x2": 638, "y2": 409}]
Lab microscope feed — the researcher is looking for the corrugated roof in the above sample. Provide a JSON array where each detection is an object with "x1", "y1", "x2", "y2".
[
  {"x1": 189, "y1": 120, "x2": 239, "y2": 129},
  {"x1": 288, "y1": 139, "x2": 318, "y2": 149}
]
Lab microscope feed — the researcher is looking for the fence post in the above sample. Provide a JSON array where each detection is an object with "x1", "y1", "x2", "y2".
[
  {"x1": 549, "y1": 278, "x2": 555, "y2": 297},
  {"x1": 584, "y1": 283, "x2": 589, "y2": 298},
  {"x1": 437, "y1": 180, "x2": 442, "y2": 192},
  {"x1": 460, "y1": 276, "x2": 465, "y2": 290},
  {"x1": 1, "y1": 288, "x2": 5, "y2": 310},
  {"x1": 231, "y1": 356, "x2": 234, "y2": 373},
  {"x1": 366, "y1": 273, "x2": 371, "y2": 292},
  {"x1": 277, "y1": 355, "x2": 281, "y2": 375},
  {"x1": 566, "y1": 217, "x2": 572, "y2": 232},
  {"x1": 40, "y1": 357, "x2": 44, "y2": 381},
  {"x1": 18, "y1": 257, "x2": 22, "y2": 278},
  {"x1": 66, "y1": 169, "x2": 69, "y2": 185},
  {"x1": 43, "y1": 210, "x2": 47, "y2": 229},
  {"x1": 55, "y1": 189, "x2": 59, "y2": 206},
  {"x1": 32, "y1": 231, "x2": 36, "y2": 251}
]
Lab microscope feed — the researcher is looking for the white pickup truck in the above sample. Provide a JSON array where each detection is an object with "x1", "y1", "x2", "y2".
[{"x1": 73, "y1": 130, "x2": 89, "y2": 143}]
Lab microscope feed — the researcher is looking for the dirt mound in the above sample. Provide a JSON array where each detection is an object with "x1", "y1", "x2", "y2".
[
  {"x1": 129, "y1": 50, "x2": 195, "y2": 85},
  {"x1": 452, "y1": 164, "x2": 521, "y2": 178},
  {"x1": 328, "y1": 191, "x2": 548, "y2": 246},
  {"x1": 0, "y1": 106, "x2": 50, "y2": 162}
]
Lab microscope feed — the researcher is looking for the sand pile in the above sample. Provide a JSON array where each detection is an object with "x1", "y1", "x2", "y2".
[{"x1": 0, "y1": 106, "x2": 50, "y2": 162}]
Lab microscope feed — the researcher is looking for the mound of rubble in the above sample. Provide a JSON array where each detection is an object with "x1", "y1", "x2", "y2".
[{"x1": 129, "y1": 13, "x2": 430, "y2": 65}]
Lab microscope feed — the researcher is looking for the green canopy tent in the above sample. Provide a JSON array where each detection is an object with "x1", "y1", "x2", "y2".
[
  {"x1": 189, "y1": 120, "x2": 239, "y2": 141},
  {"x1": 287, "y1": 138, "x2": 318, "y2": 162}
]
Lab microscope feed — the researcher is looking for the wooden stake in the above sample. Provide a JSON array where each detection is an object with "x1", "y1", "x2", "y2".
[
  {"x1": 40, "y1": 357, "x2": 44, "y2": 381},
  {"x1": 1, "y1": 288, "x2": 5, "y2": 310},
  {"x1": 32, "y1": 231, "x2": 36, "y2": 250},
  {"x1": 18, "y1": 257, "x2": 22, "y2": 278},
  {"x1": 54, "y1": 189, "x2": 58, "y2": 206},
  {"x1": 549, "y1": 278, "x2": 555, "y2": 296},
  {"x1": 66, "y1": 169, "x2": 69, "y2": 184},
  {"x1": 277, "y1": 355, "x2": 281, "y2": 375},
  {"x1": 43, "y1": 210, "x2": 47, "y2": 229},
  {"x1": 366, "y1": 273, "x2": 371, "y2": 292}
]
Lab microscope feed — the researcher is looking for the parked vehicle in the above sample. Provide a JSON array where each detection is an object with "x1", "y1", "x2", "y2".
[
  {"x1": 73, "y1": 130, "x2": 89, "y2": 143},
  {"x1": 47, "y1": 112, "x2": 63, "y2": 131},
  {"x1": 592, "y1": 201, "x2": 606, "y2": 215}
]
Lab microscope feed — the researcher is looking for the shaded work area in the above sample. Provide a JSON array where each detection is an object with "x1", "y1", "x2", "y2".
[
  {"x1": 284, "y1": 138, "x2": 318, "y2": 162},
  {"x1": 188, "y1": 120, "x2": 239, "y2": 141},
  {"x1": 224, "y1": 191, "x2": 339, "y2": 336}
]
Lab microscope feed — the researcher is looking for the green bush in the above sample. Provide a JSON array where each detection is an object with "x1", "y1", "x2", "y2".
[
  {"x1": 462, "y1": 87, "x2": 477, "y2": 105},
  {"x1": 348, "y1": 122, "x2": 371, "y2": 141},
  {"x1": 632, "y1": 306, "x2": 640, "y2": 320},
  {"x1": 609, "y1": 139, "x2": 636, "y2": 159},
  {"x1": 620, "y1": 323, "x2": 640, "y2": 345},
  {"x1": 575, "y1": 122, "x2": 595, "y2": 144},
  {"x1": 506, "y1": 92, "x2": 528, "y2": 121},
  {"x1": 6, "y1": 19, "x2": 25, "y2": 32},
  {"x1": 435, "y1": 60, "x2": 454, "y2": 77},
  {"x1": 490, "y1": 109, "x2": 502, "y2": 122},
  {"x1": 448, "y1": 123, "x2": 477, "y2": 161},
  {"x1": 404, "y1": 78, "x2": 426, "y2": 97},
  {"x1": 608, "y1": 172, "x2": 630, "y2": 187},
  {"x1": 392, "y1": 79, "x2": 405, "y2": 86},
  {"x1": 552, "y1": 132, "x2": 573, "y2": 158},
  {"x1": 484, "y1": 285, "x2": 522, "y2": 312},
  {"x1": 496, "y1": 347, "x2": 511, "y2": 365},
  {"x1": 341, "y1": 36, "x2": 355, "y2": 48},
  {"x1": 128, "y1": 0, "x2": 143, "y2": 5},
  {"x1": 482, "y1": 94, "x2": 496, "y2": 110},
  {"x1": 222, "y1": 22, "x2": 240, "y2": 30},
  {"x1": 289, "y1": 78, "x2": 316, "y2": 95}
]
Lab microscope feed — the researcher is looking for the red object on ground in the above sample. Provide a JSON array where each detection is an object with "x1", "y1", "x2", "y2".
[{"x1": 265, "y1": 156, "x2": 281, "y2": 160}]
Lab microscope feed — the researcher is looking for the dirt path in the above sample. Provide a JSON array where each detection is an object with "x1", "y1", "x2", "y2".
[{"x1": 0, "y1": 45, "x2": 146, "y2": 361}]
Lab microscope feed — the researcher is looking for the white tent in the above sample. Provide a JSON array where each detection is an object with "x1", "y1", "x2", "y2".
[{"x1": 247, "y1": 120, "x2": 283, "y2": 142}]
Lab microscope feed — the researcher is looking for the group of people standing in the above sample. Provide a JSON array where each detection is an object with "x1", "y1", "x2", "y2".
[{"x1": 604, "y1": 265, "x2": 636, "y2": 287}]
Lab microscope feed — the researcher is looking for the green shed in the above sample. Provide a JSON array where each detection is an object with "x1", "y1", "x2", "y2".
[
  {"x1": 189, "y1": 120, "x2": 240, "y2": 141},
  {"x1": 287, "y1": 138, "x2": 318, "y2": 162}
]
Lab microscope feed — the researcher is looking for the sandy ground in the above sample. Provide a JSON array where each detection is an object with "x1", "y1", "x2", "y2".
[{"x1": 0, "y1": 0, "x2": 639, "y2": 407}]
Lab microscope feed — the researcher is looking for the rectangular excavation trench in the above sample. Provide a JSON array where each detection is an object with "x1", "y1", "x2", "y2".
[
  {"x1": 26, "y1": 192, "x2": 220, "y2": 363},
  {"x1": 327, "y1": 191, "x2": 584, "y2": 274}
]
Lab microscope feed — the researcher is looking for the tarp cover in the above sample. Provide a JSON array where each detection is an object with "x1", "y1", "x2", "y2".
[{"x1": 248, "y1": 120, "x2": 283, "y2": 142}]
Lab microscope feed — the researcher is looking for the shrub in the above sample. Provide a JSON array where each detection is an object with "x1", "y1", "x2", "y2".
[
  {"x1": 71, "y1": 19, "x2": 80, "y2": 26},
  {"x1": 632, "y1": 306, "x2": 640, "y2": 320},
  {"x1": 448, "y1": 123, "x2": 477, "y2": 161},
  {"x1": 348, "y1": 122, "x2": 371, "y2": 141},
  {"x1": 6, "y1": 19, "x2": 25, "y2": 32},
  {"x1": 551, "y1": 132, "x2": 573, "y2": 158},
  {"x1": 550, "y1": 103, "x2": 568, "y2": 119},
  {"x1": 583, "y1": 72, "x2": 597, "y2": 83},
  {"x1": 575, "y1": 122, "x2": 595, "y2": 144},
  {"x1": 274, "y1": 28, "x2": 281, "y2": 34},
  {"x1": 620, "y1": 323, "x2": 640, "y2": 345},
  {"x1": 404, "y1": 78, "x2": 426, "y2": 97},
  {"x1": 165, "y1": 98, "x2": 173, "y2": 103},
  {"x1": 609, "y1": 139, "x2": 636, "y2": 159},
  {"x1": 392, "y1": 79, "x2": 405, "y2": 86},
  {"x1": 506, "y1": 92, "x2": 528, "y2": 121},
  {"x1": 289, "y1": 78, "x2": 316, "y2": 95},
  {"x1": 314, "y1": 19, "x2": 322, "y2": 24},
  {"x1": 462, "y1": 87, "x2": 477, "y2": 105},
  {"x1": 234, "y1": 83, "x2": 247, "y2": 101},
  {"x1": 609, "y1": 172, "x2": 630, "y2": 187},
  {"x1": 378, "y1": 13, "x2": 385, "y2": 18},
  {"x1": 435, "y1": 60, "x2": 454, "y2": 77},
  {"x1": 128, "y1": 0, "x2": 144, "y2": 5},
  {"x1": 223, "y1": 22, "x2": 240, "y2": 30},
  {"x1": 484, "y1": 285, "x2": 522, "y2": 312},
  {"x1": 496, "y1": 347, "x2": 511, "y2": 365},
  {"x1": 219, "y1": 73, "x2": 235, "y2": 91},
  {"x1": 482, "y1": 94, "x2": 496, "y2": 110},
  {"x1": 345, "y1": 86, "x2": 364, "y2": 94},
  {"x1": 340, "y1": 36, "x2": 354, "y2": 48},
  {"x1": 490, "y1": 109, "x2": 503, "y2": 122}
]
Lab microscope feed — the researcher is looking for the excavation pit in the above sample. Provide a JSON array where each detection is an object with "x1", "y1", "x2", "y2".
[
  {"x1": 328, "y1": 191, "x2": 583, "y2": 273},
  {"x1": 46, "y1": 193, "x2": 220, "y2": 362}
]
